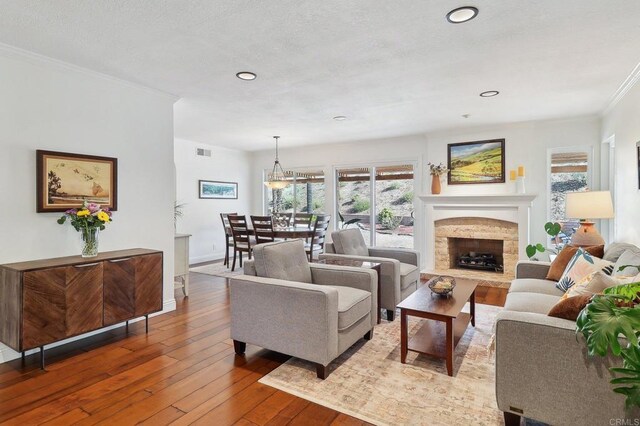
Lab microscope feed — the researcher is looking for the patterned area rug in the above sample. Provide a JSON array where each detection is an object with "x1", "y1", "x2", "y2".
[
  {"x1": 259, "y1": 303, "x2": 502, "y2": 426},
  {"x1": 189, "y1": 263, "x2": 243, "y2": 278}
]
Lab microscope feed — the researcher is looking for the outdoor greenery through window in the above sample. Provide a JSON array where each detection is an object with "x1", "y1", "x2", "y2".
[
  {"x1": 549, "y1": 150, "x2": 590, "y2": 243},
  {"x1": 267, "y1": 170, "x2": 325, "y2": 215},
  {"x1": 337, "y1": 164, "x2": 414, "y2": 248}
]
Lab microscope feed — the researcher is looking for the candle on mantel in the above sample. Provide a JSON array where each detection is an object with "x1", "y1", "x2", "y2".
[
  {"x1": 518, "y1": 166, "x2": 525, "y2": 177},
  {"x1": 510, "y1": 170, "x2": 517, "y2": 181}
]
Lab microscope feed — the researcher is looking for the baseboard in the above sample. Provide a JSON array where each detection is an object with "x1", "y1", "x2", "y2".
[
  {"x1": 0, "y1": 298, "x2": 177, "y2": 364},
  {"x1": 190, "y1": 252, "x2": 225, "y2": 265}
]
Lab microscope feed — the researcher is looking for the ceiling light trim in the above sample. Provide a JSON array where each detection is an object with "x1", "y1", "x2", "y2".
[
  {"x1": 446, "y1": 6, "x2": 479, "y2": 24},
  {"x1": 236, "y1": 71, "x2": 257, "y2": 81},
  {"x1": 480, "y1": 90, "x2": 500, "y2": 97},
  {"x1": 333, "y1": 115, "x2": 347, "y2": 121}
]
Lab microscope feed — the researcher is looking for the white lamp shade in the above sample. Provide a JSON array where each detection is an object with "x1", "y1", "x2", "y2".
[{"x1": 565, "y1": 191, "x2": 614, "y2": 219}]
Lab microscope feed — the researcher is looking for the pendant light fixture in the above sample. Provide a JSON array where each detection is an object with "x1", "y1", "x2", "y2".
[{"x1": 264, "y1": 136, "x2": 289, "y2": 189}]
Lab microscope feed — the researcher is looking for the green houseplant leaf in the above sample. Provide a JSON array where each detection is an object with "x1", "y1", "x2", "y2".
[
  {"x1": 604, "y1": 283, "x2": 640, "y2": 303},
  {"x1": 610, "y1": 345, "x2": 640, "y2": 409},
  {"x1": 544, "y1": 222, "x2": 562, "y2": 237}
]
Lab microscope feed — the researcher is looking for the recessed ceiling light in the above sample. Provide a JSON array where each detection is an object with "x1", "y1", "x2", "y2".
[
  {"x1": 236, "y1": 71, "x2": 257, "y2": 81},
  {"x1": 479, "y1": 90, "x2": 499, "y2": 97},
  {"x1": 462, "y1": 114, "x2": 471, "y2": 118},
  {"x1": 446, "y1": 6, "x2": 478, "y2": 24},
  {"x1": 333, "y1": 116, "x2": 347, "y2": 121}
]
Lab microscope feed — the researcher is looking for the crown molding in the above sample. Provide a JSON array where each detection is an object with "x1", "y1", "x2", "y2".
[
  {"x1": 603, "y1": 60, "x2": 640, "y2": 116},
  {"x1": 0, "y1": 42, "x2": 180, "y2": 102}
]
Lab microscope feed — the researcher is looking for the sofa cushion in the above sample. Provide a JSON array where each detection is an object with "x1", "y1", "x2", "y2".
[
  {"x1": 564, "y1": 270, "x2": 639, "y2": 299},
  {"x1": 253, "y1": 239, "x2": 312, "y2": 283},
  {"x1": 330, "y1": 228, "x2": 369, "y2": 256},
  {"x1": 503, "y1": 292, "x2": 562, "y2": 315},
  {"x1": 546, "y1": 245, "x2": 604, "y2": 281},
  {"x1": 613, "y1": 248, "x2": 640, "y2": 277},
  {"x1": 328, "y1": 286, "x2": 371, "y2": 331},
  {"x1": 400, "y1": 262, "x2": 419, "y2": 290},
  {"x1": 556, "y1": 248, "x2": 613, "y2": 292},
  {"x1": 548, "y1": 294, "x2": 593, "y2": 321},
  {"x1": 509, "y1": 278, "x2": 565, "y2": 297},
  {"x1": 604, "y1": 242, "x2": 640, "y2": 263}
]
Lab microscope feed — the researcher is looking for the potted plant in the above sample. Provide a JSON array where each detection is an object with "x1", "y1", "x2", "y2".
[
  {"x1": 576, "y1": 281, "x2": 640, "y2": 409},
  {"x1": 57, "y1": 201, "x2": 113, "y2": 257},
  {"x1": 427, "y1": 162, "x2": 449, "y2": 195},
  {"x1": 526, "y1": 221, "x2": 564, "y2": 260}
]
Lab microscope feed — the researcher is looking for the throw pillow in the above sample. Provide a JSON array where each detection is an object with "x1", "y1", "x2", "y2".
[
  {"x1": 613, "y1": 248, "x2": 640, "y2": 277},
  {"x1": 548, "y1": 294, "x2": 593, "y2": 321},
  {"x1": 546, "y1": 245, "x2": 605, "y2": 282},
  {"x1": 562, "y1": 271, "x2": 638, "y2": 300},
  {"x1": 556, "y1": 248, "x2": 614, "y2": 292}
]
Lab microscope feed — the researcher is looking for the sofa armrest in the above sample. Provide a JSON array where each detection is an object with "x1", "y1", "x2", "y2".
[
  {"x1": 495, "y1": 310, "x2": 637, "y2": 424},
  {"x1": 310, "y1": 263, "x2": 377, "y2": 328},
  {"x1": 368, "y1": 247, "x2": 420, "y2": 266},
  {"x1": 229, "y1": 275, "x2": 339, "y2": 365},
  {"x1": 515, "y1": 260, "x2": 551, "y2": 280}
]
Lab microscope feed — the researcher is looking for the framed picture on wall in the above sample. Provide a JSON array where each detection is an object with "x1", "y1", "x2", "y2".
[
  {"x1": 447, "y1": 139, "x2": 505, "y2": 185},
  {"x1": 36, "y1": 150, "x2": 118, "y2": 212},
  {"x1": 199, "y1": 180, "x2": 238, "y2": 199}
]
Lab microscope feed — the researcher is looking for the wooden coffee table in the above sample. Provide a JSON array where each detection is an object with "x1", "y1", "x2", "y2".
[
  {"x1": 314, "y1": 258, "x2": 383, "y2": 324},
  {"x1": 398, "y1": 280, "x2": 477, "y2": 376}
]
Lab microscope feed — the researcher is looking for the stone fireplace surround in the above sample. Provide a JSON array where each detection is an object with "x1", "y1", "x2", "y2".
[{"x1": 419, "y1": 194, "x2": 537, "y2": 286}]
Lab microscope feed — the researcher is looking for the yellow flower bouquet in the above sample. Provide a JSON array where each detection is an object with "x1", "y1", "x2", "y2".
[{"x1": 57, "y1": 201, "x2": 113, "y2": 257}]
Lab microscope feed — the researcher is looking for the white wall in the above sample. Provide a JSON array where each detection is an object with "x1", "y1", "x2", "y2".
[
  {"x1": 602, "y1": 78, "x2": 640, "y2": 244},
  {"x1": 250, "y1": 116, "x2": 602, "y2": 264},
  {"x1": 174, "y1": 138, "x2": 252, "y2": 263},
  {"x1": 0, "y1": 47, "x2": 176, "y2": 362}
]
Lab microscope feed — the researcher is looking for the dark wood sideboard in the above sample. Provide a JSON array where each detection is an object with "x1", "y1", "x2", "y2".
[{"x1": 0, "y1": 248, "x2": 163, "y2": 369}]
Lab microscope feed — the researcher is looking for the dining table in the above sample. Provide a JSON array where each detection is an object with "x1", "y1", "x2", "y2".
[{"x1": 271, "y1": 226, "x2": 316, "y2": 239}]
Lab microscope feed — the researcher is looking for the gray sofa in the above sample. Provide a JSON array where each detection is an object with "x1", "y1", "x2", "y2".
[
  {"x1": 229, "y1": 239, "x2": 377, "y2": 379},
  {"x1": 321, "y1": 228, "x2": 420, "y2": 321},
  {"x1": 496, "y1": 243, "x2": 640, "y2": 425}
]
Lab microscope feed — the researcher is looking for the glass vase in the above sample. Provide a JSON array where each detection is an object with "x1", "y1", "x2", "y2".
[{"x1": 80, "y1": 227, "x2": 100, "y2": 258}]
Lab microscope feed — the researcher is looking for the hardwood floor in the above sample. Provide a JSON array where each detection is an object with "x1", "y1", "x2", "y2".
[{"x1": 0, "y1": 273, "x2": 507, "y2": 425}]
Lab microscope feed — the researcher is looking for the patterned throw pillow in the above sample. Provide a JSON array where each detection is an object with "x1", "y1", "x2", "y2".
[{"x1": 556, "y1": 248, "x2": 614, "y2": 292}]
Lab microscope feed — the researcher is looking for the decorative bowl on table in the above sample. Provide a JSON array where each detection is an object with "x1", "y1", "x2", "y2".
[{"x1": 428, "y1": 275, "x2": 456, "y2": 297}]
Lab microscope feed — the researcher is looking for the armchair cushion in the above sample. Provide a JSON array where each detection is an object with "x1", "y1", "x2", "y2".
[
  {"x1": 253, "y1": 239, "x2": 312, "y2": 283},
  {"x1": 331, "y1": 228, "x2": 369, "y2": 256},
  {"x1": 503, "y1": 292, "x2": 561, "y2": 315},
  {"x1": 508, "y1": 278, "x2": 564, "y2": 297},
  {"x1": 400, "y1": 262, "x2": 420, "y2": 290},
  {"x1": 330, "y1": 286, "x2": 371, "y2": 331}
]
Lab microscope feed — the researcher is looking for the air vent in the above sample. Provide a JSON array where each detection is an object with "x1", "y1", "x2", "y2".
[{"x1": 196, "y1": 148, "x2": 211, "y2": 157}]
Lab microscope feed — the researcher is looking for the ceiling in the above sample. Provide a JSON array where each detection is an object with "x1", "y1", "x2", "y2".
[{"x1": 0, "y1": 1, "x2": 639, "y2": 151}]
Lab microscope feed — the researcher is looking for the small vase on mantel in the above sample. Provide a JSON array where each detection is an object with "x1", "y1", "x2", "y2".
[{"x1": 431, "y1": 175, "x2": 442, "y2": 195}]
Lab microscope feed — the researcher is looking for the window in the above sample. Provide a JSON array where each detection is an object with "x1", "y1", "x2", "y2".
[
  {"x1": 336, "y1": 164, "x2": 415, "y2": 248},
  {"x1": 548, "y1": 149, "x2": 591, "y2": 243},
  {"x1": 266, "y1": 170, "x2": 325, "y2": 215}
]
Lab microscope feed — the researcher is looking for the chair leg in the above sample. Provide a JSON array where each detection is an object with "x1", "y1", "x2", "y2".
[
  {"x1": 231, "y1": 250, "x2": 237, "y2": 272},
  {"x1": 503, "y1": 412, "x2": 521, "y2": 426},
  {"x1": 386, "y1": 309, "x2": 395, "y2": 321},
  {"x1": 239, "y1": 251, "x2": 243, "y2": 267},
  {"x1": 316, "y1": 363, "x2": 328, "y2": 380},
  {"x1": 364, "y1": 329, "x2": 373, "y2": 340},
  {"x1": 233, "y1": 340, "x2": 246, "y2": 355},
  {"x1": 223, "y1": 239, "x2": 229, "y2": 266}
]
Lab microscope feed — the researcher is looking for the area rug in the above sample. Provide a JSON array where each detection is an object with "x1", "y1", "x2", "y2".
[
  {"x1": 259, "y1": 303, "x2": 502, "y2": 426},
  {"x1": 189, "y1": 263, "x2": 244, "y2": 278}
]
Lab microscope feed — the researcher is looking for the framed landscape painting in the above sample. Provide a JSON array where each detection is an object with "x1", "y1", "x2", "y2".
[
  {"x1": 199, "y1": 180, "x2": 238, "y2": 199},
  {"x1": 36, "y1": 150, "x2": 118, "y2": 212},
  {"x1": 447, "y1": 139, "x2": 505, "y2": 185}
]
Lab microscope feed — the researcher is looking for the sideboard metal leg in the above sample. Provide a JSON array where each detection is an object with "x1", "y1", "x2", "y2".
[
  {"x1": 145, "y1": 315, "x2": 149, "y2": 333},
  {"x1": 21, "y1": 351, "x2": 25, "y2": 362},
  {"x1": 125, "y1": 320, "x2": 129, "y2": 333},
  {"x1": 39, "y1": 346, "x2": 45, "y2": 370}
]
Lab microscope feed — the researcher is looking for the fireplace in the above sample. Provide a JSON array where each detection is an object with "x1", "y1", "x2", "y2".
[{"x1": 448, "y1": 237, "x2": 504, "y2": 273}]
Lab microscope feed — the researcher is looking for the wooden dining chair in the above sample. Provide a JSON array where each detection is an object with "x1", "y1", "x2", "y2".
[
  {"x1": 227, "y1": 214, "x2": 253, "y2": 271},
  {"x1": 293, "y1": 213, "x2": 314, "y2": 228},
  {"x1": 250, "y1": 215, "x2": 275, "y2": 245},
  {"x1": 220, "y1": 212, "x2": 237, "y2": 267},
  {"x1": 306, "y1": 214, "x2": 331, "y2": 261}
]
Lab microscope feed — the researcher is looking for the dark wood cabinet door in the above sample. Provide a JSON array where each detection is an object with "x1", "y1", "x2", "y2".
[
  {"x1": 103, "y1": 258, "x2": 136, "y2": 325},
  {"x1": 23, "y1": 267, "x2": 67, "y2": 349},
  {"x1": 65, "y1": 262, "x2": 103, "y2": 336},
  {"x1": 134, "y1": 254, "x2": 163, "y2": 316}
]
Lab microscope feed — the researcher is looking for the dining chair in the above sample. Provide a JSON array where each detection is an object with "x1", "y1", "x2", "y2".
[
  {"x1": 220, "y1": 212, "x2": 237, "y2": 267},
  {"x1": 227, "y1": 214, "x2": 253, "y2": 271},
  {"x1": 250, "y1": 215, "x2": 275, "y2": 245},
  {"x1": 293, "y1": 213, "x2": 314, "y2": 228},
  {"x1": 306, "y1": 214, "x2": 331, "y2": 261}
]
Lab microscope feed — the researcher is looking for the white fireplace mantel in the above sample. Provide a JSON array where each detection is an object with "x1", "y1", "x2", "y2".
[{"x1": 419, "y1": 193, "x2": 538, "y2": 271}]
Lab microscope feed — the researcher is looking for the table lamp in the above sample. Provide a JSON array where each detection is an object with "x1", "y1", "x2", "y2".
[{"x1": 565, "y1": 191, "x2": 614, "y2": 246}]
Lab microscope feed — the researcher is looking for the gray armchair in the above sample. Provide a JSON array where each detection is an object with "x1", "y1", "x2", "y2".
[
  {"x1": 320, "y1": 228, "x2": 420, "y2": 321},
  {"x1": 229, "y1": 239, "x2": 377, "y2": 379}
]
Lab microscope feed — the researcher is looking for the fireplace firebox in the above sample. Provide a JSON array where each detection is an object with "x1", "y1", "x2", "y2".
[{"x1": 447, "y1": 237, "x2": 504, "y2": 274}]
